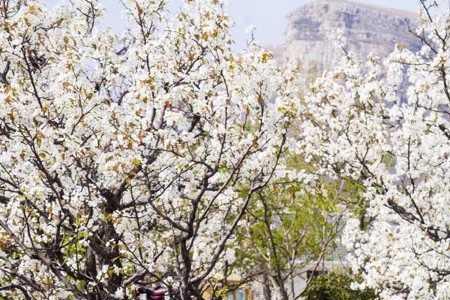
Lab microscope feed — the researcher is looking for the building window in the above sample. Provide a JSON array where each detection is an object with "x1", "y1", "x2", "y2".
[
  {"x1": 236, "y1": 289, "x2": 245, "y2": 300},
  {"x1": 226, "y1": 288, "x2": 250, "y2": 300}
]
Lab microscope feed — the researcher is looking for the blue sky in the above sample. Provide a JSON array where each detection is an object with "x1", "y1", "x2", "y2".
[{"x1": 46, "y1": 0, "x2": 446, "y2": 48}]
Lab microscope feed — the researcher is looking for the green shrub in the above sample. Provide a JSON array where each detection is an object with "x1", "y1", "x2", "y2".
[{"x1": 302, "y1": 271, "x2": 378, "y2": 300}]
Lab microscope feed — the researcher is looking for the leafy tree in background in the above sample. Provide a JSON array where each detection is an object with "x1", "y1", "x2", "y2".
[
  {"x1": 223, "y1": 154, "x2": 352, "y2": 300},
  {"x1": 236, "y1": 183, "x2": 340, "y2": 300}
]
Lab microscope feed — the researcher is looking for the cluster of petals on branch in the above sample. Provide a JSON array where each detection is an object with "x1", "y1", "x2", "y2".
[
  {"x1": 296, "y1": 4, "x2": 450, "y2": 298},
  {"x1": 0, "y1": 0, "x2": 303, "y2": 299}
]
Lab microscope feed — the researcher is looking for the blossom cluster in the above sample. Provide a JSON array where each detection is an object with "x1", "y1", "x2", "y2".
[
  {"x1": 297, "y1": 4, "x2": 450, "y2": 299},
  {"x1": 0, "y1": 0, "x2": 301, "y2": 299}
]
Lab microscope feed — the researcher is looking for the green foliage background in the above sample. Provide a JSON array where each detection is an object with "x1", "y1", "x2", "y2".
[{"x1": 302, "y1": 271, "x2": 378, "y2": 300}]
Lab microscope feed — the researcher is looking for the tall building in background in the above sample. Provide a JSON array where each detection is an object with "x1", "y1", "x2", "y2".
[{"x1": 275, "y1": 0, "x2": 420, "y2": 80}]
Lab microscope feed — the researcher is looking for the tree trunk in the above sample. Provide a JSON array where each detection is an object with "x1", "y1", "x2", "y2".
[
  {"x1": 262, "y1": 272, "x2": 272, "y2": 300},
  {"x1": 290, "y1": 273, "x2": 296, "y2": 299},
  {"x1": 277, "y1": 285, "x2": 289, "y2": 300},
  {"x1": 273, "y1": 277, "x2": 289, "y2": 300}
]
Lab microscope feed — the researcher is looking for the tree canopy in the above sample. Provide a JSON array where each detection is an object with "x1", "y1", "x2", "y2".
[{"x1": 0, "y1": 0, "x2": 301, "y2": 299}]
